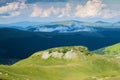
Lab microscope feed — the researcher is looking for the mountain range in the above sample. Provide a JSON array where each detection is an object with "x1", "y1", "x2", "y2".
[
  {"x1": 0, "y1": 20, "x2": 120, "y2": 64},
  {"x1": 0, "y1": 20, "x2": 120, "y2": 33},
  {"x1": 0, "y1": 21, "x2": 42, "y2": 28}
]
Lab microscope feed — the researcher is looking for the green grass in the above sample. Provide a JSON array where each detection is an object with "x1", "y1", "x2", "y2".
[
  {"x1": 93, "y1": 43, "x2": 120, "y2": 56},
  {"x1": 0, "y1": 58, "x2": 120, "y2": 80},
  {"x1": 0, "y1": 46, "x2": 120, "y2": 80}
]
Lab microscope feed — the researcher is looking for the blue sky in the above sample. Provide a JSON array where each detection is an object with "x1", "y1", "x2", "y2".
[{"x1": 0, "y1": 0, "x2": 120, "y2": 24}]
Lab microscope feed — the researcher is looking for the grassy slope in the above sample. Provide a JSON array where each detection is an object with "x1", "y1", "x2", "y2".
[
  {"x1": 0, "y1": 46, "x2": 120, "y2": 80},
  {"x1": 93, "y1": 43, "x2": 120, "y2": 55}
]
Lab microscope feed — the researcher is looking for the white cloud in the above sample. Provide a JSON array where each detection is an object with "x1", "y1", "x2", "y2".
[
  {"x1": 30, "y1": 0, "x2": 120, "y2": 19},
  {"x1": 101, "y1": 9, "x2": 120, "y2": 18},
  {"x1": 30, "y1": 3, "x2": 72, "y2": 18},
  {"x1": 58, "y1": 3, "x2": 72, "y2": 17},
  {"x1": 1, "y1": 0, "x2": 119, "y2": 19},
  {"x1": 74, "y1": 0, "x2": 120, "y2": 18},
  {"x1": 30, "y1": 5, "x2": 58, "y2": 17},
  {"x1": 0, "y1": 1, "x2": 26, "y2": 18},
  {"x1": 30, "y1": 0, "x2": 108, "y2": 18},
  {"x1": 75, "y1": 0, "x2": 106, "y2": 18}
]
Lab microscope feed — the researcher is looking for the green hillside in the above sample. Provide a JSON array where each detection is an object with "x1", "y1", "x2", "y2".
[
  {"x1": 94, "y1": 43, "x2": 120, "y2": 56},
  {"x1": 0, "y1": 46, "x2": 120, "y2": 80}
]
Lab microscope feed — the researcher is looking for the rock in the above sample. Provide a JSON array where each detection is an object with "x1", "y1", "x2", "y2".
[
  {"x1": 41, "y1": 52, "x2": 51, "y2": 59},
  {"x1": 64, "y1": 50, "x2": 77, "y2": 59},
  {"x1": 51, "y1": 52, "x2": 63, "y2": 59}
]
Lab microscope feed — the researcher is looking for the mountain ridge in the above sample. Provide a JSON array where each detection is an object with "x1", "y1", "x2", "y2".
[
  {"x1": 95, "y1": 21, "x2": 109, "y2": 23},
  {"x1": 21, "y1": 20, "x2": 120, "y2": 32},
  {"x1": 0, "y1": 20, "x2": 120, "y2": 32},
  {"x1": 93, "y1": 43, "x2": 120, "y2": 56},
  {"x1": 0, "y1": 45, "x2": 120, "y2": 80}
]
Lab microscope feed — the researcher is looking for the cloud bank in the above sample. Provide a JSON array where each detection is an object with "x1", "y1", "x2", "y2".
[
  {"x1": 0, "y1": 0, "x2": 120, "y2": 19},
  {"x1": 30, "y1": 0, "x2": 120, "y2": 18}
]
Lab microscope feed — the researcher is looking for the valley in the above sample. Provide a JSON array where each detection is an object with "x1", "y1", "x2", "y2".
[{"x1": 0, "y1": 27, "x2": 120, "y2": 64}]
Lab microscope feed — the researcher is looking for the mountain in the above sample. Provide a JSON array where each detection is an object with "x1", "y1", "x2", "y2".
[
  {"x1": 113, "y1": 21, "x2": 120, "y2": 27},
  {"x1": 23, "y1": 20, "x2": 120, "y2": 32},
  {"x1": 95, "y1": 21, "x2": 109, "y2": 24},
  {"x1": 0, "y1": 20, "x2": 120, "y2": 33},
  {"x1": 51, "y1": 20, "x2": 84, "y2": 26},
  {"x1": 0, "y1": 28, "x2": 120, "y2": 64},
  {"x1": 0, "y1": 46, "x2": 120, "y2": 80},
  {"x1": 116, "y1": 21, "x2": 120, "y2": 24},
  {"x1": 0, "y1": 21, "x2": 42, "y2": 28},
  {"x1": 8, "y1": 21, "x2": 42, "y2": 27},
  {"x1": 93, "y1": 43, "x2": 120, "y2": 56},
  {"x1": 26, "y1": 24, "x2": 95, "y2": 33},
  {"x1": 26, "y1": 20, "x2": 95, "y2": 33},
  {"x1": 0, "y1": 24, "x2": 7, "y2": 27}
]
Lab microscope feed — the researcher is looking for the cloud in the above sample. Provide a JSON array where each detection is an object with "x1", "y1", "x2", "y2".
[
  {"x1": 0, "y1": 0, "x2": 119, "y2": 19},
  {"x1": 101, "y1": 9, "x2": 120, "y2": 18},
  {"x1": 0, "y1": 1, "x2": 26, "y2": 18},
  {"x1": 58, "y1": 3, "x2": 72, "y2": 17},
  {"x1": 30, "y1": 5, "x2": 57, "y2": 17},
  {"x1": 25, "y1": 0, "x2": 69, "y2": 3},
  {"x1": 75, "y1": 0, "x2": 106, "y2": 18},
  {"x1": 74, "y1": 0, "x2": 120, "y2": 18},
  {"x1": 30, "y1": 3, "x2": 72, "y2": 18},
  {"x1": 30, "y1": 0, "x2": 109, "y2": 18}
]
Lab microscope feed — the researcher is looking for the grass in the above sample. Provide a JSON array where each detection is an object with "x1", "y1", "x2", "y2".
[
  {"x1": 0, "y1": 46, "x2": 120, "y2": 80},
  {"x1": 93, "y1": 43, "x2": 120, "y2": 55},
  {"x1": 0, "y1": 58, "x2": 120, "y2": 80}
]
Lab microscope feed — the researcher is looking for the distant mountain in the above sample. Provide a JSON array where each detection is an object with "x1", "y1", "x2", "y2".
[
  {"x1": 0, "y1": 20, "x2": 120, "y2": 32},
  {"x1": 23, "y1": 20, "x2": 120, "y2": 32},
  {"x1": 113, "y1": 21, "x2": 120, "y2": 27},
  {"x1": 51, "y1": 20, "x2": 84, "y2": 26},
  {"x1": 0, "y1": 21, "x2": 43, "y2": 28},
  {"x1": 8, "y1": 21, "x2": 41, "y2": 27},
  {"x1": 25, "y1": 20, "x2": 93, "y2": 32},
  {"x1": 116, "y1": 21, "x2": 120, "y2": 24},
  {"x1": 26, "y1": 23, "x2": 96, "y2": 33},
  {"x1": 93, "y1": 43, "x2": 120, "y2": 56},
  {"x1": 0, "y1": 24, "x2": 9, "y2": 28},
  {"x1": 95, "y1": 21, "x2": 109, "y2": 23}
]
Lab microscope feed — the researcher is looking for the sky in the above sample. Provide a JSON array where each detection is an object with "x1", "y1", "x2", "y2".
[{"x1": 0, "y1": 0, "x2": 120, "y2": 24}]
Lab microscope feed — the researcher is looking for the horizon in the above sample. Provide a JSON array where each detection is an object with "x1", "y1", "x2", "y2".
[
  {"x1": 0, "y1": 0, "x2": 120, "y2": 24},
  {"x1": 0, "y1": 19, "x2": 120, "y2": 24}
]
